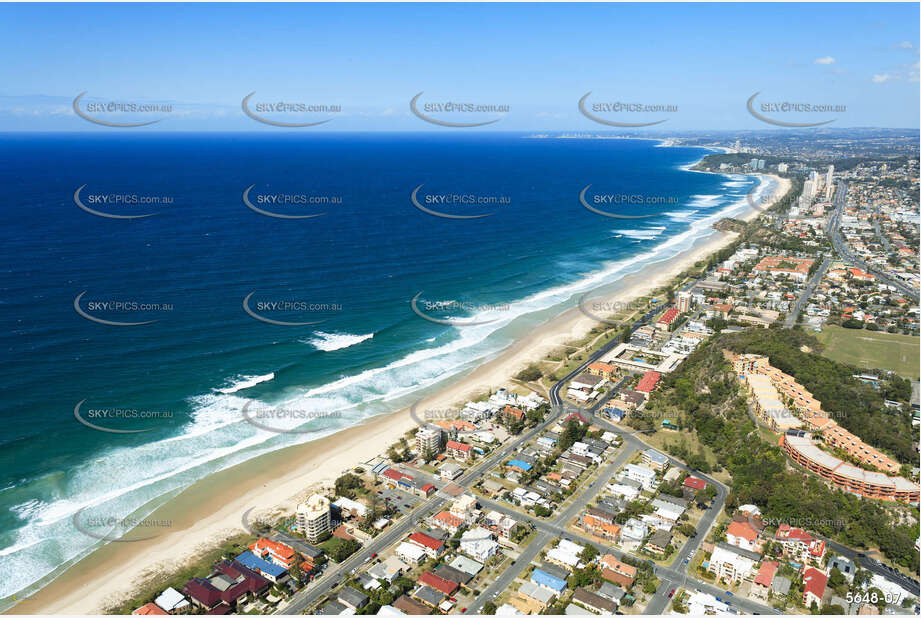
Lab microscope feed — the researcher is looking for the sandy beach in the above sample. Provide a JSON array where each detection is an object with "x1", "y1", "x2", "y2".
[{"x1": 15, "y1": 174, "x2": 791, "y2": 615}]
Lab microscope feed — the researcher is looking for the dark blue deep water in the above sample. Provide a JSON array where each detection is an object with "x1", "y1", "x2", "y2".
[{"x1": 0, "y1": 133, "x2": 767, "y2": 599}]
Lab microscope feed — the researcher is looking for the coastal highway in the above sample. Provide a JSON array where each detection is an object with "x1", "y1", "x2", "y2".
[
  {"x1": 828, "y1": 182, "x2": 918, "y2": 300},
  {"x1": 783, "y1": 255, "x2": 830, "y2": 329}
]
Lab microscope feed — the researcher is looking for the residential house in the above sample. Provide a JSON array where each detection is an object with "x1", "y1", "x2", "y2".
[
  {"x1": 392, "y1": 594, "x2": 430, "y2": 615},
  {"x1": 531, "y1": 569, "x2": 567, "y2": 594},
  {"x1": 153, "y1": 587, "x2": 190, "y2": 614},
  {"x1": 802, "y1": 567, "x2": 828, "y2": 608},
  {"x1": 459, "y1": 527, "x2": 499, "y2": 562},
  {"x1": 249, "y1": 538, "x2": 297, "y2": 569},
  {"x1": 645, "y1": 529, "x2": 672, "y2": 555},
  {"x1": 338, "y1": 587, "x2": 369, "y2": 611},
  {"x1": 726, "y1": 519, "x2": 763, "y2": 553},
  {"x1": 599, "y1": 554, "x2": 636, "y2": 589},
  {"x1": 572, "y1": 589, "x2": 617, "y2": 614},
  {"x1": 407, "y1": 532, "x2": 446, "y2": 559},
  {"x1": 752, "y1": 561, "x2": 778, "y2": 601},
  {"x1": 513, "y1": 582, "x2": 555, "y2": 614},
  {"x1": 234, "y1": 550, "x2": 289, "y2": 584}
]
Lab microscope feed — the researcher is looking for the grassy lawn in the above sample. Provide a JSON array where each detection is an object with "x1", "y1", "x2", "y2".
[
  {"x1": 105, "y1": 532, "x2": 255, "y2": 614},
  {"x1": 815, "y1": 325, "x2": 920, "y2": 379}
]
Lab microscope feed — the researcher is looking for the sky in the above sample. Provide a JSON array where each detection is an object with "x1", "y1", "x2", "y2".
[{"x1": 0, "y1": 2, "x2": 918, "y2": 130}]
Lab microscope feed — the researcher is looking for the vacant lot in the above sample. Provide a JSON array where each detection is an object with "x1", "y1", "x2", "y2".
[{"x1": 815, "y1": 325, "x2": 920, "y2": 379}]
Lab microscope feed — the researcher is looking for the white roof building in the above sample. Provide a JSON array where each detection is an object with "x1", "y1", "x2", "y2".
[
  {"x1": 396, "y1": 541, "x2": 426, "y2": 564},
  {"x1": 460, "y1": 527, "x2": 500, "y2": 562},
  {"x1": 155, "y1": 587, "x2": 190, "y2": 614}
]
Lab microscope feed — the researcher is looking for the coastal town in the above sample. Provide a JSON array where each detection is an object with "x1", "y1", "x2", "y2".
[{"x1": 120, "y1": 133, "x2": 920, "y2": 617}]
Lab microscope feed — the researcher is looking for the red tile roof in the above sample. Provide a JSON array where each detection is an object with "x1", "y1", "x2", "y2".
[
  {"x1": 250, "y1": 538, "x2": 295, "y2": 561},
  {"x1": 754, "y1": 561, "x2": 778, "y2": 587},
  {"x1": 775, "y1": 524, "x2": 813, "y2": 543},
  {"x1": 133, "y1": 603, "x2": 168, "y2": 615},
  {"x1": 408, "y1": 532, "x2": 444, "y2": 551},
  {"x1": 683, "y1": 476, "x2": 706, "y2": 490},
  {"x1": 382, "y1": 468, "x2": 404, "y2": 482},
  {"x1": 802, "y1": 567, "x2": 828, "y2": 599},
  {"x1": 433, "y1": 511, "x2": 465, "y2": 529},
  {"x1": 658, "y1": 308, "x2": 680, "y2": 325},
  {"x1": 446, "y1": 440, "x2": 472, "y2": 452},
  {"x1": 727, "y1": 520, "x2": 759, "y2": 543},
  {"x1": 636, "y1": 371, "x2": 662, "y2": 393},
  {"x1": 419, "y1": 571, "x2": 459, "y2": 595}
]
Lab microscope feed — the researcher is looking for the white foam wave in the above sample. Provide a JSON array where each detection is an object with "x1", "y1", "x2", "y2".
[
  {"x1": 0, "y1": 171, "x2": 760, "y2": 601},
  {"x1": 664, "y1": 209, "x2": 700, "y2": 222},
  {"x1": 216, "y1": 373, "x2": 274, "y2": 394},
  {"x1": 619, "y1": 227, "x2": 666, "y2": 240},
  {"x1": 304, "y1": 331, "x2": 374, "y2": 352}
]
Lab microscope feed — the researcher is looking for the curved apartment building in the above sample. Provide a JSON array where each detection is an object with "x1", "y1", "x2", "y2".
[{"x1": 781, "y1": 432, "x2": 918, "y2": 504}]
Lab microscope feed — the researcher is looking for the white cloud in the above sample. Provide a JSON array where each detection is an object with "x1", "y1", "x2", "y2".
[
  {"x1": 897, "y1": 41, "x2": 913, "y2": 49},
  {"x1": 814, "y1": 56, "x2": 836, "y2": 65},
  {"x1": 872, "y1": 73, "x2": 893, "y2": 83}
]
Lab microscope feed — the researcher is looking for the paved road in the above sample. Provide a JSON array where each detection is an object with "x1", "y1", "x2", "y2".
[
  {"x1": 783, "y1": 255, "x2": 831, "y2": 328},
  {"x1": 828, "y1": 182, "x2": 918, "y2": 300},
  {"x1": 278, "y1": 312, "x2": 641, "y2": 614},
  {"x1": 276, "y1": 401, "x2": 573, "y2": 614}
]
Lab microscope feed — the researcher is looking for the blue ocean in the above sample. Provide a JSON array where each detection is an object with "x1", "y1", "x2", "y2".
[{"x1": 0, "y1": 133, "x2": 770, "y2": 601}]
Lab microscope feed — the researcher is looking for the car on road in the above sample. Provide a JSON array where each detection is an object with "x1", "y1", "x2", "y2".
[
  {"x1": 668, "y1": 588, "x2": 676, "y2": 599},
  {"x1": 371, "y1": 552, "x2": 377, "y2": 558},
  {"x1": 726, "y1": 591, "x2": 733, "y2": 596}
]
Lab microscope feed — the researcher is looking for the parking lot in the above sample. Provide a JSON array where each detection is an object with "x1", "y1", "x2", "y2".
[{"x1": 376, "y1": 486, "x2": 421, "y2": 516}]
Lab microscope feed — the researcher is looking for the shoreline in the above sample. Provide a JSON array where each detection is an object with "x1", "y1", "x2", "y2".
[{"x1": 15, "y1": 176, "x2": 791, "y2": 616}]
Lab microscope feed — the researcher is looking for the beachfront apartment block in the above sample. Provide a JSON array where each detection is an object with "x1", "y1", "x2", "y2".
[
  {"x1": 297, "y1": 494, "x2": 331, "y2": 543},
  {"x1": 415, "y1": 425, "x2": 443, "y2": 457}
]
